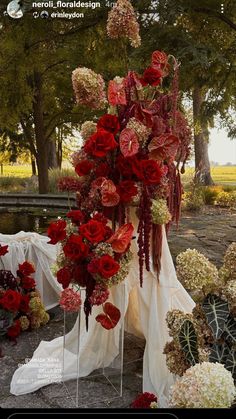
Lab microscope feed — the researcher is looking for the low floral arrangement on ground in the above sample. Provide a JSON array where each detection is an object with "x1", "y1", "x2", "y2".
[
  {"x1": 130, "y1": 392, "x2": 158, "y2": 408},
  {"x1": 48, "y1": 211, "x2": 133, "y2": 329},
  {"x1": 163, "y1": 243, "x2": 236, "y2": 407},
  {"x1": 0, "y1": 245, "x2": 49, "y2": 341}
]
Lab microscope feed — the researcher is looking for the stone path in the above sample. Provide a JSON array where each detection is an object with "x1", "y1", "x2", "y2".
[{"x1": 1, "y1": 207, "x2": 235, "y2": 408}]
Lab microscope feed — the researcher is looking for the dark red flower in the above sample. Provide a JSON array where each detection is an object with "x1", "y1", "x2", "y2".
[
  {"x1": 0, "y1": 289, "x2": 21, "y2": 312},
  {"x1": 19, "y1": 295, "x2": 30, "y2": 313},
  {"x1": 79, "y1": 220, "x2": 106, "y2": 244},
  {"x1": 57, "y1": 266, "x2": 72, "y2": 289},
  {"x1": 97, "y1": 114, "x2": 120, "y2": 135},
  {"x1": 58, "y1": 176, "x2": 82, "y2": 192},
  {"x1": 47, "y1": 220, "x2": 67, "y2": 245},
  {"x1": 0, "y1": 244, "x2": 8, "y2": 256},
  {"x1": 96, "y1": 302, "x2": 121, "y2": 330},
  {"x1": 97, "y1": 255, "x2": 120, "y2": 279},
  {"x1": 115, "y1": 155, "x2": 135, "y2": 178},
  {"x1": 152, "y1": 50, "x2": 168, "y2": 68},
  {"x1": 120, "y1": 128, "x2": 139, "y2": 158},
  {"x1": 148, "y1": 133, "x2": 180, "y2": 162},
  {"x1": 63, "y1": 234, "x2": 89, "y2": 261},
  {"x1": 87, "y1": 258, "x2": 99, "y2": 275},
  {"x1": 117, "y1": 180, "x2": 138, "y2": 203},
  {"x1": 141, "y1": 67, "x2": 162, "y2": 87},
  {"x1": 18, "y1": 261, "x2": 35, "y2": 277},
  {"x1": 72, "y1": 264, "x2": 89, "y2": 287},
  {"x1": 75, "y1": 160, "x2": 94, "y2": 176},
  {"x1": 136, "y1": 159, "x2": 162, "y2": 185},
  {"x1": 104, "y1": 226, "x2": 113, "y2": 240},
  {"x1": 95, "y1": 162, "x2": 110, "y2": 178},
  {"x1": 21, "y1": 276, "x2": 36, "y2": 290},
  {"x1": 108, "y1": 79, "x2": 127, "y2": 106},
  {"x1": 84, "y1": 129, "x2": 118, "y2": 158},
  {"x1": 7, "y1": 320, "x2": 21, "y2": 338},
  {"x1": 131, "y1": 392, "x2": 158, "y2": 408},
  {"x1": 66, "y1": 210, "x2": 84, "y2": 225},
  {"x1": 92, "y1": 213, "x2": 108, "y2": 225},
  {"x1": 107, "y1": 223, "x2": 134, "y2": 253}
]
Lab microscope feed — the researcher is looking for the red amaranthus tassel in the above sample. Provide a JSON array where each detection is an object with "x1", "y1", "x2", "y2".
[
  {"x1": 152, "y1": 224, "x2": 162, "y2": 280},
  {"x1": 137, "y1": 186, "x2": 152, "y2": 286}
]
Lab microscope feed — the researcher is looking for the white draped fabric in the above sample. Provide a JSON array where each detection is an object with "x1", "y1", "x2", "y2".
[
  {"x1": 0, "y1": 231, "x2": 61, "y2": 310},
  {"x1": 9, "y1": 210, "x2": 194, "y2": 407}
]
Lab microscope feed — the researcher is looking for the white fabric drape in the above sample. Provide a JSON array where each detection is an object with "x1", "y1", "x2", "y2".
[
  {"x1": 10, "y1": 211, "x2": 194, "y2": 406},
  {"x1": 0, "y1": 231, "x2": 61, "y2": 310}
]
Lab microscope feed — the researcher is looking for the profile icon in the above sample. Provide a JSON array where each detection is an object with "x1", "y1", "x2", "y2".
[{"x1": 7, "y1": 1, "x2": 23, "y2": 19}]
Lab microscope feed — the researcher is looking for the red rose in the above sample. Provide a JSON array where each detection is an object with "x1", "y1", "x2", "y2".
[
  {"x1": 0, "y1": 244, "x2": 8, "y2": 256},
  {"x1": 84, "y1": 129, "x2": 118, "y2": 158},
  {"x1": 66, "y1": 210, "x2": 84, "y2": 225},
  {"x1": 0, "y1": 289, "x2": 21, "y2": 312},
  {"x1": 63, "y1": 234, "x2": 89, "y2": 261},
  {"x1": 92, "y1": 213, "x2": 108, "y2": 225},
  {"x1": 95, "y1": 162, "x2": 110, "y2": 178},
  {"x1": 97, "y1": 114, "x2": 120, "y2": 135},
  {"x1": 7, "y1": 320, "x2": 21, "y2": 338},
  {"x1": 136, "y1": 159, "x2": 162, "y2": 185},
  {"x1": 97, "y1": 255, "x2": 120, "y2": 279},
  {"x1": 75, "y1": 160, "x2": 94, "y2": 176},
  {"x1": 18, "y1": 261, "x2": 35, "y2": 277},
  {"x1": 72, "y1": 264, "x2": 89, "y2": 287},
  {"x1": 47, "y1": 220, "x2": 67, "y2": 245},
  {"x1": 79, "y1": 220, "x2": 106, "y2": 244},
  {"x1": 21, "y1": 276, "x2": 36, "y2": 290},
  {"x1": 117, "y1": 180, "x2": 138, "y2": 203},
  {"x1": 141, "y1": 67, "x2": 163, "y2": 87},
  {"x1": 19, "y1": 295, "x2": 30, "y2": 313},
  {"x1": 115, "y1": 155, "x2": 134, "y2": 178},
  {"x1": 131, "y1": 392, "x2": 158, "y2": 408},
  {"x1": 87, "y1": 258, "x2": 99, "y2": 275},
  {"x1": 57, "y1": 266, "x2": 72, "y2": 289}
]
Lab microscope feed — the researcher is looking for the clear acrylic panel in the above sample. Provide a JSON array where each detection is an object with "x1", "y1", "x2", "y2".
[{"x1": 61, "y1": 283, "x2": 125, "y2": 408}]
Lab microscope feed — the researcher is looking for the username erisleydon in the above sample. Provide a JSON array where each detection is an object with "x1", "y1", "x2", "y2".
[{"x1": 32, "y1": 1, "x2": 101, "y2": 9}]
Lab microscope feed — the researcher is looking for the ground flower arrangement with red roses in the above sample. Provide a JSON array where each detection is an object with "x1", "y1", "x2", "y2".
[
  {"x1": 47, "y1": 46, "x2": 191, "y2": 330},
  {"x1": 0, "y1": 245, "x2": 49, "y2": 344}
]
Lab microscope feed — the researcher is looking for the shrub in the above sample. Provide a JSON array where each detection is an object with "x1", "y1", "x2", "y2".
[
  {"x1": 0, "y1": 176, "x2": 28, "y2": 193},
  {"x1": 181, "y1": 188, "x2": 204, "y2": 211},
  {"x1": 215, "y1": 191, "x2": 236, "y2": 207},
  {"x1": 48, "y1": 168, "x2": 77, "y2": 194},
  {"x1": 201, "y1": 185, "x2": 223, "y2": 205}
]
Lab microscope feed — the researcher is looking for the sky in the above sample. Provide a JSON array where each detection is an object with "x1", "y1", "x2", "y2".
[{"x1": 208, "y1": 128, "x2": 236, "y2": 165}]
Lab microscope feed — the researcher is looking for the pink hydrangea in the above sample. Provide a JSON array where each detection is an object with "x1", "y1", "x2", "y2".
[{"x1": 59, "y1": 288, "x2": 82, "y2": 312}]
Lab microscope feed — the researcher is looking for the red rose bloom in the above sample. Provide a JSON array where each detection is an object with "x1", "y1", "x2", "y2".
[
  {"x1": 141, "y1": 67, "x2": 162, "y2": 86},
  {"x1": 66, "y1": 210, "x2": 84, "y2": 225},
  {"x1": 57, "y1": 266, "x2": 72, "y2": 289},
  {"x1": 19, "y1": 295, "x2": 30, "y2": 313},
  {"x1": 87, "y1": 258, "x2": 99, "y2": 275},
  {"x1": 97, "y1": 255, "x2": 120, "y2": 279},
  {"x1": 47, "y1": 220, "x2": 67, "y2": 245},
  {"x1": 117, "y1": 180, "x2": 138, "y2": 203},
  {"x1": 21, "y1": 276, "x2": 36, "y2": 290},
  {"x1": 131, "y1": 392, "x2": 158, "y2": 408},
  {"x1": 84, "y1": 129, "x2": 118, "y2": 158},
  {"x1": 75, "y1": 160, "x2": 94, "y2": 176},
  {"x1": 136, "y1": 159, "x2": 162, "y2": 185},
  {"x1": 0, "y1": 289, "x2": 21, "y2": 312},
  {"x1": 18, "y1": 261, "x2": 35, "y2": 277},
  {"x1": 72, "y1": 264, "x2": 89, "y2": 287},
  {"x1": 92, "y1": 213, "x2": 108, "y2": 225},
  {"x1": 97, "y1": 114, "x2": 120, "y2": 135},
  {"x1": 0, "y1": 244, "x2": 8, "y2": 256},
  {"x1": 116, "y1": 155, "x2": 135, "y2": 178},
  {"x1": 7, "y1": 320, "x2": 21, "y2": 339},
  {"x1": 79, "y1": 220, "x2": 106, "y2": 244},
  {"x1": 95, "y1": 162, "x2": 110, "y2": 178},
  {"x1": 63, "y1": 234, "x2": 89, "y2": 261}
]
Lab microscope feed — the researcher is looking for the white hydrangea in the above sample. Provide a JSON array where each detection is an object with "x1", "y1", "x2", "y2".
[
  {"x1": 170, "y1": 362, "x2": 236, "y2": 408},
  {"x1": 176, "y1": 248, "x2": 218, "y2": 293}
]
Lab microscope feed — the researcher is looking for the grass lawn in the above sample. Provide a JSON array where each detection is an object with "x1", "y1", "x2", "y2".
[
  {"x1": 182, "y1": 166, "x2": 236, "y2": 185},
  {"x1": 0, "y1": 164, "x2": 32, "y2": 177}
]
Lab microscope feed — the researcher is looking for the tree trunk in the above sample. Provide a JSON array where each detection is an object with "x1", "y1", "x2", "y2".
[
  {"x1": 48, "y1": 140, "x2": 58, "y2": 169},
  {"x1": 32, "y1": 71, "x2": 49, "y2": 194},
  {"x1": 192, "y1": 86, "x2": 214, "y2": 186},
  {"x1": 31, "y1": 157, "x2": 37, "y2": 176}
]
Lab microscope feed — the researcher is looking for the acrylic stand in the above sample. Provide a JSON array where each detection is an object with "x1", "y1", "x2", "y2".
[{"x1": 61, "y1": 284, "x2": 125, "y2": 408}]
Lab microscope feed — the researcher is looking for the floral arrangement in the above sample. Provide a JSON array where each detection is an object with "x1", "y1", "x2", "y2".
[
  {"x1": 131, "y1": 392, "x2": 158, "y2": 408},
  {"x1": 170, "y1": 362, "x2": 236, "y2": 408},
  {"x1": 48, "y1": 211, "x2": 133, "y2": 329},
  {"x1": 164, "y1": 243, "x2": 236, "y2": 381},
  {"x1": 0, "y1": 247, "x2": 49, "y2": 340},
  {"x1": 176, "y1": 248, "x2": 219, "y2": 295}
]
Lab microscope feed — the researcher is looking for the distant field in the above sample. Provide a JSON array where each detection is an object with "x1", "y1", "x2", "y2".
[
  {"x1": 1, "y1": 164, "x2": 236, "y2": 185},
  {"x1": 182, "y1": 166, "x2": 236, "y2": 185}
]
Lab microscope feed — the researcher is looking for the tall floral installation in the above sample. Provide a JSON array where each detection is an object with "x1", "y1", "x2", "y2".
[
  {"x1": 163, "y1": 243, "x2": 236, "y2": 407},
  {"x1": 48, "y1": 1, "x2": 191, "y2": 331},
  {"x1": 0, "y1": 245, "x2": 49, "y2": 350}
]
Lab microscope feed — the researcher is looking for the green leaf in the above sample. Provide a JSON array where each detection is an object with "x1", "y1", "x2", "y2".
[
  {"x1": 224, "y1": 316, "x2": 236, "y2": 343},
  {"x1": 179, "y1": 320, "x2": 199, "y2": 365},
  {"x1": 202, "y1": 294, "x2": 229, "y2": 340},
  {"x1": 209, "y1": 343, "x2": 230, "y2": 364},
  {"x1": 225, "y1": 348, "x2": 236, "y2": 381}
]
